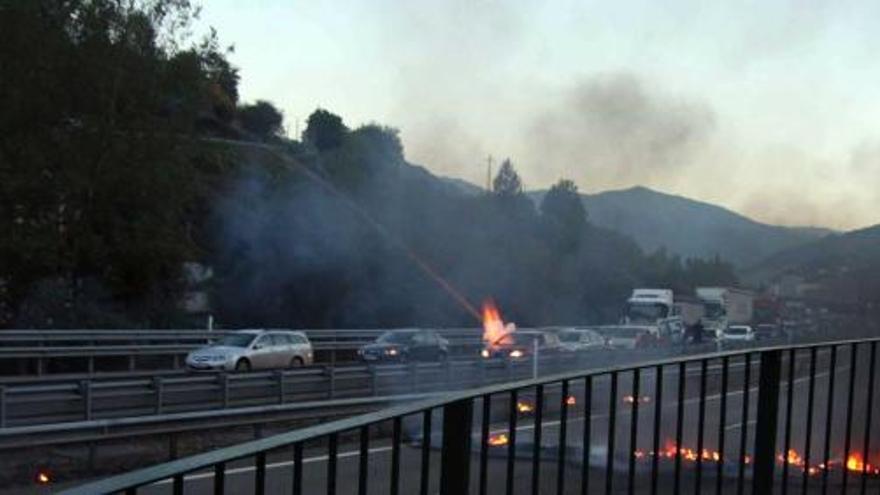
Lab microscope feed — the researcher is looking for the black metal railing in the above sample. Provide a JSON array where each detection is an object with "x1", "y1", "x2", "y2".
[{"x1": 59, "y1": 337, "x2": 880, "y2": 494}]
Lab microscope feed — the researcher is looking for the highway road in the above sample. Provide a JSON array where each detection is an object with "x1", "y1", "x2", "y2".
[{"x1": 126, "y1": 345, "x2": 880, "y2": 494}]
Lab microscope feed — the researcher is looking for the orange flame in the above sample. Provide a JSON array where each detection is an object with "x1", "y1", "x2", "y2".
[
  {"x1": 517, "y1": 400, "x2": 535, "y2": 414},
  {"x1": 482, "y1": 300, "x2": 515, "y2": 348},
  {"x1": 488, "y1": 433, "x2": 509, "y2": 447},
  {"x1": 34, "y1": 469, "x2": 52, "y2": 485},
  {"x1": 566, "y1": 395, "x2": 577, "y2": 406}
]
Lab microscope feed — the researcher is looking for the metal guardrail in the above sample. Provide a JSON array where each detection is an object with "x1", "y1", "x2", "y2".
[
  {"x1": 60, "y1": 337, "x2": 880, "y2": 495},
  {"x1": 0, "y1": 328, "x2": 485, "y2": 375},
  {"x1": 0, "y1": 355, "x2": 547, "y2": 431}
]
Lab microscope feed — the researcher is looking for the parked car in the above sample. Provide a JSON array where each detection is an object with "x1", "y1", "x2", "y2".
[
  {"x1": 186, "y1": 329, "x2": 313, "y2": 372},
  {"x1": 358, "y1": 329, "x2": 449, "y2": 362},
  {"x1": 481, "y1": 330, "x2": 563, "y2": 360},
  {"x1": 557, "y1": 328, "x2": 606, "y2": 352},
  {"x1": 722, "y1": 325, "x2": 755, "y2": 342}
]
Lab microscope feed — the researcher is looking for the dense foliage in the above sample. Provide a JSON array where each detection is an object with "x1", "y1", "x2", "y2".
[{"x1": 0, "y1": 0, "x2": 739, "y2": 329}]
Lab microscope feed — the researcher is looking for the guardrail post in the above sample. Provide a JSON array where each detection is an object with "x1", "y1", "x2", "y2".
[
  {"x1": 369, "y1": 365, "x2": 378, "y2": 395},
  {"x1": 153, "y1": 376, "x2": 164, "y2": 415},
  {"x1": 80, "y1": 380, "x2": 92, "y2": 421},
  {"x1": 752, "y1": 349, "x2": 782, "y2": 494},
  {"x1": 0, "y1": 385, "x2": 6, "y2": 428},
  {"x1": 410, "y1": 362, "x2": 419, "y2": 392},
  {"x1": 327, "y1": 366, "x2": 336, "y2": 399},
  {"x1": 219, "y1": 372, "x2": 229, "y2": 408},
  {"x1": 275, "y1": 370, "x2": 285, "y2": 404},
  {"x1": 440, "y1": 399, "x2": 474, "y2": 494}
]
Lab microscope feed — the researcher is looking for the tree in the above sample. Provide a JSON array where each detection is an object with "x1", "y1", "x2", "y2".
[
  {"x1": 304, "y1": 108, "x2": 347, "y2": 151},
  {"x1": 540, "y1": 179, "x2": 588, "y2": 252},
  {"x1": 492, "y1": 159, "x2": 523, "y2": 196},
  {"x1": 540, "y1": 179, "x2": 587, "y2": 230},
  {"x1": 238, "y1": 100, "x2": 284, "y2": 140},
  {"x1": 0, "y1": 0, "x2": 235, "y2": 327}
]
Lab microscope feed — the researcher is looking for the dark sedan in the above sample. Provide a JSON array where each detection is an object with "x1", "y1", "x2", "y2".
[
  {"x1": 480, "y1": 330, "x2": 563, "y2": 360},
  {"x1": 358, "y1": 329, "x2": 449, "y2": 362}
]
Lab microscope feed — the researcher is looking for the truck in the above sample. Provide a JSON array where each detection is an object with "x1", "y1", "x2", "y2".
[
  {"x1": 622, "y1": 289, "x2": 704, "y2": 326},
  {"x1": 618, "y1": 288, "x2": 704, "y2": 344},
  {"x1": 696, "y1": 287, "x2": 754, "y2": 336}
]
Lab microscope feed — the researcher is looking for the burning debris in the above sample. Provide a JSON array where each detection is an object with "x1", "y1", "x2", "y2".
[
  {"x1": 488, "y1": 433, "x2": 509, "y2": 447},
  {"x1": 565, "y1": 395, "x2": 577, "y2": 406},
  {"x1": 482, "y1": 300, "x2": 515, "y2": 348},
  {"x1": 629, "y1": 443, "x2": 879, "y2": 477},
  {"x1": 516, "y1": 400, "x2": 535, "y2": 414}
]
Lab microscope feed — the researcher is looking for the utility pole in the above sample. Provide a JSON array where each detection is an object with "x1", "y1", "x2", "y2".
[{"x1": 486, "y1": 155, "x2": 493, "y2": 192}]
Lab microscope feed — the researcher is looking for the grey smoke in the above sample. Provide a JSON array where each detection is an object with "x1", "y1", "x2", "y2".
[{"x1": 524, "y1": 72, "x2": 716, "y2": 188}]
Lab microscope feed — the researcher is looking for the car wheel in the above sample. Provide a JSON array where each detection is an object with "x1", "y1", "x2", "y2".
[
  {"x1": 289, "y1": 356, "x2": 304, "y2": 368},
  {"x1": 235, "y1": 359, "x2": 251, "y2": 372}
]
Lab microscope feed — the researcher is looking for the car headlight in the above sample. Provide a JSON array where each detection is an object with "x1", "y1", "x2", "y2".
[
  {"x1": 481, "y1": 349, "x2": 490, "y2": 358},
  {"x1": 386, "y1": 348, "x2": 398, "y2": 356},
  {"x1": 509, "y1": 349, "x2": 524, "y2": 358}
]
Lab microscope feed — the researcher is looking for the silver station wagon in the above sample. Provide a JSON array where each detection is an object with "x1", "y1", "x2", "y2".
[{"x1": 186, "y1": 329, "x2": 314, "y2": 372}]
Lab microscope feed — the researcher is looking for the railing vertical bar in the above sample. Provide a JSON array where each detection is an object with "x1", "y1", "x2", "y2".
[
  {"x1": 173, "y1": 474, "x2": 183, "y2": 495},
  {"x1": 606, "y1": 371, "x2": 618, "y2": 495},
  {"x1": 581, "y1": 376, "x2": 593, "y2": 495},
  {"x1": 479, "y1": 395, "x2": 491, "y2": 495},
  {"x1": 651, "y1": 365, "x2": 663, "y2": 495},
  {"x1": 627, "y1": 368, "x2": 641, "y2": 495},
  {"x1": 420, "y1": 409, "x2": 432, "y2": 495},
  {"x1": 821, "y1": 345, "x2": 837, "y2": 495},
  {"x1": 736, "y1": 353, "x2": 751, "y2": 495},
  {"x1": 752, "y1": 349, "x2": 782, "y2": 495},
  {"x1": 440, "y1": 399, "x2": 474, "y2": 495},
  {"x1": 507, "y1": 389, "x2": 518, "y2": 495},
  {"x1": 695, "y1": 359, "x2": 708, "y2": 494},
  {"x1": 673, "y1": 361, "x2": 686, "y2": 495},
  {"x1": 715, "y1": 356, "x2": 729, "y2": 495},
  {"x1": 531, "y1": 384, "x2": 545, "y2": 495},
  {"x1": 557, "y1": 380, "x2": 570, "y2": 495},
  {"x1": 781, "y1": 349, "x2": 796, "y2": 495},
  {"x1": 255, "y1": 452, "x2": 266, "y2": 495},
  {"x1": 841, "y1": 343, "x2": 858, "y2": 491},
  {"x1": 213, "y1": 463, "x2": 225, "y2": 495},
  {"x1": 358, "y1": 425, "x2": 369, "y2": 495},
  {"x1": 859, "y1": 341, "x2": 876, "y2": 495},
  {"x1": 801, "y1": 347, "x2": 817, "y2": 495},
  {"x1": 327, "y1": 433, "x2": 338, "y2": 495},
  {"x1": 293, "y1": 442, "x2": 303, "y2": 495},
  {"x1": 390, "y1": 417, "x2": 401, "y2": 495}
]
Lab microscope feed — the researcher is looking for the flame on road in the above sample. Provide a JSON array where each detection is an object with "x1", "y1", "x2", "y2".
[
  {"x1": 565, "y1": 395, "x2": 577, "y2": 406},
  {"x1": 516, "y1": 400, "x2": 535, "y2": 414},
  {"x1": 488, "y1": 433, "x2": 509, "y2": 447}
]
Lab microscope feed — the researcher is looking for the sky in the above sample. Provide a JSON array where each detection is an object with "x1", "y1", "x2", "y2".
[{"x1": 197, "y1": 0, "x2": 880, "y2": 231}]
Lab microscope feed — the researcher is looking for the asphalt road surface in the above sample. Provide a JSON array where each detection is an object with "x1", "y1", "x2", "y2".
[{"x1": 128, "y1": 345, "x2": 880, "y2": 494}]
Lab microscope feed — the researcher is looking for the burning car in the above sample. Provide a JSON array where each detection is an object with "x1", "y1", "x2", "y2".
[
  {"x1": 358, "y1": 329, "x2": 449, "y2": 362},
  {"x1": 480, "y1": 330, "x2": 563, "y2": 360}
]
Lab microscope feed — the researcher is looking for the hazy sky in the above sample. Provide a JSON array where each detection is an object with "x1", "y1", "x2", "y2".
[{"x1": 198, "y1": 1, "x2": 880, "y2": 230}]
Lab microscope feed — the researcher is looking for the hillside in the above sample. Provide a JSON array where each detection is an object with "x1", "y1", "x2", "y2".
[
  {"x1": 532, "y1": 186, "x2": 832, "y2": 267},
  {"x1": 746, "y1": 224, "x2": 880, "y2": 283}
]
